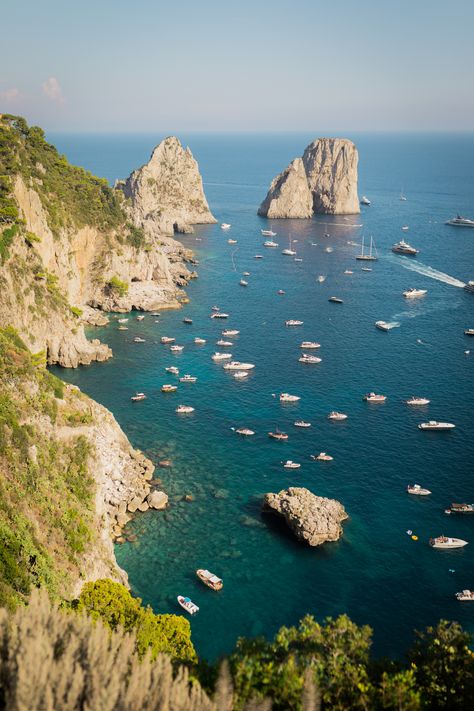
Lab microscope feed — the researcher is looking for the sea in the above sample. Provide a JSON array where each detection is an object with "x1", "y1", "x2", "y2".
[{"x1": 50, "y1": 132, "x2": 474, "y2": 662}]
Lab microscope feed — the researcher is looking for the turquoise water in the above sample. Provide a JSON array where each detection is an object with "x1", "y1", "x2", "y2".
[{"x1": 50, "y1": 133, "x2": 474, "y2": 661}]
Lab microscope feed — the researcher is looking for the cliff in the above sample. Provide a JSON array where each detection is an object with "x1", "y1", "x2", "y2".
[
  {"x1": 258, "y1": 138, "x2": 360, "y2": 217},
  {"x1": 116, "y1": 135, "x2": 217, "y2": 235}
]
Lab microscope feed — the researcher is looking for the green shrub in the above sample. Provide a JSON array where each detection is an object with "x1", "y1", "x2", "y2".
[{"x1": 107, "y1": 275, "x2": 128, "y2": 297}]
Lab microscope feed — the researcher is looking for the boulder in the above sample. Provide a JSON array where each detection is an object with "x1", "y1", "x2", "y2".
[
  {"x1": 263, "y1": 487, "x2": 348, "y2": 546},
  {"x1": 147, "y1": 490, "x2": 169, "y2": 510}
]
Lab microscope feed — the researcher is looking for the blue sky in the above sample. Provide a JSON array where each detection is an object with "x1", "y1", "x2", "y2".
[{"x1": 2, "y1": 0, "x2": 473, "y2": 133}]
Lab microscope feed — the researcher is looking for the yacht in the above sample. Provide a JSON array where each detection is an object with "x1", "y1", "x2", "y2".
[
  {"x1": 261, "y1": 229, "x2": 277, "y2": 236},
  {"x1": 283, "y1": 460, "x2": 301, "y2": 469},
  {"x1": 196, "y1": 569, "x2": 223, "y2": 591},
  {"x1": 464, "y1": 328, "x2": 474, "y2": 336},
  {"x1": 328, "y1": 411, "x2": 347, "y2": 421},
  {"x1": 392, "y1": 240, "x2": 419, "y2": 255},
  {"x1": 232, "y1": 427, "x2": 255, "y2": 436},
  {"x1": 239, "y1": 279, "x2": 248, "y2": 287},
  {"x1": 170, "y1": 345, "x2": 183, "y2": 353},
  {"x1": 179, "y1": 375, "x2": 197, "y2": 383},
  {"x1": 217, "y1": 340, "x2": 233, "y2": 347},
  {"x1": 328, "y1": 296, "x2": 344, "y2": 304},
  {"x1": 161, "y1": 336, "x2": 175, "y2": 344},
  {"x1": 312, "y1": 452, "x2": 333, "y2": 461},
  {"x1": 406, "y1": 396, "x2": 430, "y2": 406},
  {"x1": 130, "y1": 393, "x2": 147, "y2": 402},
  {"x1": 286, "y1": 319, "x2": 304, "y2": 326},
  {"x1": 282, "y1": 235, "x2": 297, "y2": 256},
  {"x1": 294, "y1": 420, "x2": 311, "y2": 428},
  {"x1": 464, "y1": 281, "x2": 474, "y2": 293},
  {"x1": 221, "y1": 223, "x2": 231, "y2": 230},
  {"x1": 133, "y1": 337, "x2": 146, "y2": 343},
  {"x1": 364, "y1": 392, "x2": 386, "y2": 403},
  {"x1": 211, "y1": 312, "x2": 229, "y2": 319},
  {"x1": 456, "y1": 590, "x2": 474, "y2": 601},
  {"x1": 445, "y1": 215, "x2": 474, "y2": 227},
  {"x1": 403, "y1": 288, "x2": 427, "y2": 298},
  {"x1": 268, "y1": 429, "x2": 288, "y2": 441},
  {"x1": 445, "y1": 503, "x2": 474, "y2": 515},
  {"x1": 429, "y1": 536, "x2": 468, "y2": 549},
  {"x1": 418, "y1": 421, "x2": 455, "y2": 431},
  {"x1": 277, "y1": 393, "x2": 300, "y2": 403},
  {"x1": 212, "y1": 352, "x2": 232, "y2": 361},
  {"x1": 264, "y1": 240, "x2": 279, "y2": 248},
  {"x1": 300, "y1": 341, "x2": 320, "y2": 349},
  {"x1": 299, "y1": 354, "x2": 322, "y2": 364},
  {"x1": 194, "y1": 337, "x2": 206, "y2": 344},
  {"x1": 356, "y1": 235, "x2": 377, "y2": 261},
  {"x1": 375, "y1": 321, "x2": 394, "y2": 332},
  {"x1": 223, "y1": 361, "x2": 255, "y2": 370},
  {"x1": 176, "y1": 405, "x2": 195, "y2": 414},
  {"x1": 360, "y1": 196, "x2": 371, "y2": 205},
  {"x1": 407, "y1": 484, "x2": 432, "y2": 496},
  {"x1": 222, "y1": 329, "x2": 240, "y2": 336},
  {"x1": 233, "y1": 371, "x2": 249, "y2": 379},
  {"x1": 177, "y1": 596, "x2": 199, "y2": 614},
  {"x1": 161, "y1": 384, "x2": 178, "y2": 393},
  {"x1": 165, "y1": 366, "x2": 179, "y2": 375}
]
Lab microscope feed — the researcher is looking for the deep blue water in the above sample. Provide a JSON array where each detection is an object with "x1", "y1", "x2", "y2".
[{"x1": 50, "y1": 132, "x2": 474, "y2": 662}]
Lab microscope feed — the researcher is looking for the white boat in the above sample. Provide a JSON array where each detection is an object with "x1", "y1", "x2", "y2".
[
  {"x1": 133, "y1": 337, "x2": 146, "y2": 343},
  {"x1": 211, "y1": 312, "x2": 229, "y2": 319},
  {"x1": 136, "y1": 315, "x2": 145, "y2": 321},
  {"x1": 283, "y1": 460, "x2": 301, "y2": 469},
  {"x1": 196, "y1": 569, "x2": 223, "y2": 591},
  {"x1": 212, "y1": 352, "x2": 232, "y2": 361},
  {"x1": 356, "y1": 235, "x2": 377, "y2": 261},
  {"x1": 282, "y1": 234, "x2": 296, "y2": 256},
  {"x1": 130, "y1": 392, "x2": 146, "y2": 402},
  {"x1": 194, "y1": 337, "x2": 206, "y2": 344},
  {"x1": 243, "y1": 271, "x2": 250, "y2": 276},
  {"x1": 222, "y1": 329, "x2": 239, "y2": 336},
  {"x1": 223, "y1": 361, "x2": 255, "y2": 370},
  {"x1": 401, "y1": 225, "x2": 409, "y2": 231},
  {"x1": 325, "y1": 247, "x2": 333, "y2": 253},
  {"x1": 361, "y1": 267, "x2": 372, "y2": 272},
  {"x1": 294, "y1": 257, "x2": 303, "y2": 262},
  {"x1": 277, "y1": 289, "x2": 285, "y2": 295},
  {"x1": 429, "y1": 536, "x2": 468, "y2": 549},
  {"x1": 328, "y1": 411, "x2": 347, "y2": 421},
  {"x1": 161, "y1": 336, "x2": 175, "y2": 344},
  {"x1": 446, "y1": 215, "x2": 474, "y2": 227},
  {"x1": 344, "y1": 269, "x2": 353, "y2": 275},
  {"x1": 456, "y1": 590, "x2": 474, "y2": 601},
  {"x1": 277, "y1": 393, "x2": 300, "y2": 403},
  {"x1": 233, "y1": 371, "x2": 249, "y2": 379},
  {"x1": 161, "y1": 384, "x2": 178, "y2": 393},
  {"x1": 170, "y1": 345, "x2": 183, "y2": 353},
  {"x1": 392, "y1": 239, "x2": 419, "y2": 255},
  {"x1": 464, "y1": 328, "x2": 474, "y2": 336},
  {"x1": 407, "y1": 484, "x2": 432, "y2": 496},
  {"x1": 118, "y1": 318, "x2": 129, "y2": 323},
  {"x1": 364, "y1": 392, "x2": 386, "y2": 403},
  {"x1": 375, "y1": 321, "x2": 396, "y2": 332},
  {"x1": 300, "y1": 341, "x2": 320, "y2": 349},
  {"x1": 232, "y1": 427, "x2": 255, "y2": 436},
  {"x1": 118, "y1": 326, "x2": 128, "y2": 331},
  {"x1": 217, "y1": 339, "x2": 233, "y2": 346},
  {"x1": 180, "y1": 375, "x2": 197, "y2": 383},
  {"x1": 328, "y1": 296, "x2": 343, "y2": 304},
  {"x1": 254, "y1": 254, "x2": 264, "y2": 259},
  {"x1": 285, "y1": 320, "x2": 303, "y2": 326},
  {"x1": 176, "y1": 405, "x2": 195, "y2": 414},
  {"x1": 360, "y1": 196, "x2": 371, "y2": 205},
  {"x1": 403, "y1": 288, "x2": 427, "y2": 298},
  {"x1": 317, "y1": 275, "x2": 326, "y2": 283},
  {"x1": 221, "y1": 223, "x2": 231, "y2": 230},
  {"x1": 294, "y1": 420, "x2": 311, "y2": 428},
  {"x1": 418, "y1": 421, "x2": 455, "y2": 431},
  {"x1": 165, "y1": 366, "x2": 179, "y2": 375},
  {"x1": 464, "y1": 281, "x2": 474, "y2": 293},
  {"x1": 299, "y1": 354, "x2": 322, "y2": 363},
  {"x1": 228, "y1": 238, "x2": 237, "y2": 244},
  {"x1": 177, "y1": 596, "x2": 199, "y2": 614},
  {"x1": 261, "y1": 229, "x2": 277, "y2": 236},
  {"x1": 400, "y1": 190, "x2": 407, "y2": 201},
  {"x1": 211, "y1": 305, "x2": 220, "y2": 311},
  {"x1": 312, "y1": 452, "x2": 333, "y2": 461},
  {"x1": 239, "y1": 279, "x2": 248, "y2": 286},
  {"x1": 264, "y1": 240, "x2": 279, "y2": 248},
  {"x1": 406, "y1": 397, "x2": 430, "y2": 406}
]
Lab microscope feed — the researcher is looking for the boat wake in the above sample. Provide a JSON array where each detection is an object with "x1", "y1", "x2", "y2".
[{"x1": 389, "y1": 257, "x2": 466, "y2": 288}]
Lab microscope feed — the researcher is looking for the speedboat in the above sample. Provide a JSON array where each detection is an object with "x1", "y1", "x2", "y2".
[
  {"x1": 294, "y1": 420, "x2": 311, "y2": 428},
  {"x1": 165, "y1": 366, "x2": 179, "y2": 375},
  {"x1": 407, "y1": 484, "x2": 432, "y2": 496},
  {"x1": 117, "y1": 318, "x2": 129, "y2": 323},
  {"x1": 183, "y1": 317, "x2": 193, "y2": 324},
  {"x1": 264, "y1": 240, "x2": 279, "y2": 248},
  {"x1": 277, "y1": 289, "x2": 286, "y2": 295},
  {"x1": 222, "y1": 329, "x2": 239, "y2": 336},
  {"x1": 212, "y1": 352, "x2": 232, "y2": 361},
  {"x1": 283, "y1": 460, "x2": 301, "y2": 469},
  {"x1": 211, "y1": 312, "x2": 229, "y2": 319},
  {"x1": 364, "y1": 392, "x2": 386, "y2": 403},
  {"x1": 170, "y1": 345, "x2": 183, "y2": 352},
  {"x1": 401, "y1": 225, "x2": 409, "y2": 231},
  {"x1": 233, "y1": 371, "x2": 249, "y2": 379},
  {"x1": 136, "y1": 315, "x2": 145, "y2": 321},
  {"x1": 177, "y1": 596, "x2": 199, "y2": 614},
  {"x1": 254, "y1": 254, "x2": 264, "y2": 259},
  {"x1": 221, "y1": 223, "x2": 231, "y2": 230},
  {"x1": 464, "y1": 329, "x2": 474, "y2": 336},
  {"x1": 134, "y1": 337, "x2": 146, "y2": 343},
  {"x1": 344, "y1": 269, "x2": 353, "y2": 275},
  {"x1": 217, "y1": 340, "x2": 233, "y2": 347},
  {"x1": 429, "y1": 536, "x2": 468, "y2": 549},
  {"x1": 232, "y1": 427, "x2": 255, "y2": 436},
  {"x1": 277, "y1": 393, "x2": 300, "y2": 403},
  {"x1": 445, "y1": 215, "x2": 474, "y2": 227},
  {"x1": 239, "y1": 279, "x2": 248, "y2": 286},
  {"x1": 300, "y1": 341, "x2": 320, "y2": 349},
  {"x1": 406, "y1": 397, "x2": 430, "y2": 406},
  {"x1": 299, "y1": 354, "x2": 322, "y2": 363},
  {"x1": 418, "y1": 421, "x2": 455, "y2": 430},
  {"x1": 312, "y1": 452, "x2": 333, "y2": 461},
  {"x1": 161, "y1": 336, "x2": 175, "y2": 344},
  {"x1": 328, "y1": 297, "x2": 343, "y2": 303},
  {"x1": 130, "y1": 393, "x2": 146, "y2": 402},
  {"x1": 361, "y1": 267, "x2": 372, "y2": 272},
  {"x1": 375, "y1": 321, "x2": 392, "y2": 331},
  {"x1": 285, "y1": 320, "x2": 304, "y2": 327},
  {"x1": 317, "y1": 275, "x2": 326, "y2": 283},
  {"x1": 228, "y1": 238, "x2": 237, "y2": 244},
  {"x1": 223, "y1": 361, "x2": 255, "y2": 370},
  {"x1": 162, "y1": 384, "x2": 178, "y2": 393},
  {"x1": 456, "y1": 590, "x2": 474, "y2": 601},
  {"x1": 196, "y1": 569, "x2": 223, "y2": 591},
  {"x1": 243, "y1": 271, "x2": 250, "y2": 276},
  {"x1": 261, "y1": 229, "x2": 277, "y2": 236},
  {"x1": 392, "y1": 240, "x2": 419, "y2": 255},
  {"x1": 445, "y1": 503, "x2": 474, "y2": 515},
  {"x1": 194, "y1": 337, "x2": 206, "y2": 344},
  {"x1": 176, "y1": 405, "x2": 195, "y2": 414},
  {"x1": 360, "y1": 196, "x2": 371, "y2": 205},
  {"x1": 328, "y1": 411, "x2": 347, "y2": 421},
  {"x1": 179, "y1": 375, "x2": 197, "y2": 383},
  {"x1": 268, "y1": 429, "x2": 288, "y2": 441},
  {"x1": 403, "y1": 288, "x2": 427, "y2": 298},
  {"x1": 464, "y1": 281, "x2": 474, "y2": 293}
]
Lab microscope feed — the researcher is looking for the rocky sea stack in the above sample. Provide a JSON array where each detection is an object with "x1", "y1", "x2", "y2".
[
  {"x1": 263, "y1": 487, "x2": 348, "y2": 546},
  {"x1": 258, "y1": 138, "x2": 360, "y2": 218}
]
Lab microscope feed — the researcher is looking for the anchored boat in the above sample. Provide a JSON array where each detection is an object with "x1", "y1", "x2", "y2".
[
  {"x1": 196, "y1": 569, "x2": 223, "y2": 591},
  {"x1": 177, "y1": 596, "x2": 199, "y2": 614}
]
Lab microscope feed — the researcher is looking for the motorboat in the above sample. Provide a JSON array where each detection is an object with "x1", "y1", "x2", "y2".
[
  {"x1": 403, "y1": 288, "x2": 427, "y2": 298},
  {"x1": 223, "y1": 361, "x2": 255, "y2": 370},
  {"x1": 356, "y1": 235, "x2": 377, "y2": 261},
  {"x1": 118, "y1": 326, "x2": 128, "y2": 331},
  {"x1": 222, "y1": 329, "x2": 239, "y2": 336},
  {"x1": 211, "y1": 312, "x2": 229, "y2": 319},
  {"x1": 183, "y1": 317, "x2": 193, "y2": 324},
  {"x1": 328, "y1": 297, "x2": 343, "y2": 304},
  {"x1": 344, "y1": 269, "x2": 353, "y2": 275},
  {"x1": 294, "y1": 420, "x2": 311, "y2": 428},
  {"x1": 240, "y1": 279, "x2": 248, "y2": 286},
  {"x1": 264, "y1": 240, "x2": 279, "y2": 248},
  {"x1": 177, "y1": 596, "x2": 199, "y2": 614},
  {"x1": 401, "y1": 225, "x2": 409, "y2": 231},
  {"x1": 180, "y1": 375, "x2": 197, "y2": 383},
  {"x1": 299, "y1": 354, "x2": 322, "y2": 363},
  {"x1": 325, "y1": 247, "x2": 333, "y2": 253},
  {"x1": 294, "y1": 257, "x2": 303, "y2": 262},
  {"x1": 212, "y1": 352, "x2": 232, "y2": 361},
  {"x1": 328, "y1": 411, "x2": 347, "y2": 421},
  {"x1": 418, "y1": 421, "x2": 455, "y2": 430},
  {"x1": 243, "y1": 271, "x2": 251, "y2": 276},
  {"x1": 317, "y1": 275, "x2": 326, "y2": 283},
  {"x1": 375, "y1": 321, "x2": 397, "y2": 332},
  {"x1": 170, "y1": 345, "x2": 183, "y2": 352},
  {"x1": 407, "y1": 484, "x2": 432, "y2": 496},
  {"x1": 456, "y1": 590, "x2": 474, "y2": 601},
  {"x1": 464, "y1": 329, "x2": 474, "y2": 336},
  {"x1": 261, "y1": 229, "x2": 277, "y2": 236},
  {"x1": 268, "y1": 429, "x2": 288, "y2": 440},
  {"x1": 161, "y1": 384, "x2": 178, "y2": 393},
  {"x1": 130, "y1": 393, "x2": 146, "y2": 402},
  {"x1": 283, "y1": 460, "x2": 301, "y2": 469},
  {"x1": 228, "y1": 238, "x2": 237, "y2": 244},
  {"x1": 165, "y1": 366, "x2": 179, "y2": 375},
  {"x1": 445, "y1": 215, "x2": 474, "y2": 227},
  {"x1": 133, "y1": 337, "x2": 146, "y2": 343},
  {"x1": 364, "y1": 392, "x2": 386, "y2": 403},
  {"x1": 277, "y1": 289, "x2": 286, "y2": 295},
  {"x1": 312, "y1": 452, "x2": 333, "y2": 461},
  {"x1": 233, "y1": 371, "x2": 249, "y2": 379},
  {"x1": 176, "y1": 405, "x2": 195, "y2": 414},
  {"x1": 392, "y1": 240, "x2": 419, "y2": 255},
  {"x1": 161, "y1": 336, "x2": 175, "y2": 344},
  {"x1": 136, "y1": 315, "x2": 145, "y2": 321},
  {"x1": 429, "y1": 536, "x2": 468, "y2": 549},
  {"x1": 117, "y1": 318, "x2": 129, "y2": 323},
  {"x1": 286, "y1": 319, "x2": 304, "y2": 326},
  {"x1": 194, "y1": 337, "x2": 206, "y2": 344},
  {"x1": 406, "y1": 397, "x2": 430, "y2": 406},
  {"x1": 211, "y1": 305, "x2": 220, "y2": 311},
  {"x1": 445, "y1": 503, "x2": 474, "y2": 515},
  {"x1": 277, "y1": 393, "x2": 300, "y2": 403},
  {"x1": 254, "y1": 254, "x2": 264, "y2": 259},
  {"x1": 217, "y1": 340, "x2": 233, "y2": 346},
  {"x1": 232, "y1": 427, "x2": 255, "y2": 436},
  {"x1": 464, "y1": 281, "x2": 474, "y2": 293},
  {"x1": 221, "y1": 223, "x2": 231, "y2": 230},
  {"x1": 300, "y1": 341, "x2": 320, "y2": 349},
  {"x1": 361, "y1": 267, "x2": 372, "y2": 272},
  {"x1": 360, "y1": 196, "x2": 371, "y2": 205},
  {"x1": 196, "y1": 569, "x2": 223, "y2": 591}
]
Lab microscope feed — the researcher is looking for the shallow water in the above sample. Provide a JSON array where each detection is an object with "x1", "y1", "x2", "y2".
[{"x1": 51, "y1": 132, "x2": 474, "y2": 661}]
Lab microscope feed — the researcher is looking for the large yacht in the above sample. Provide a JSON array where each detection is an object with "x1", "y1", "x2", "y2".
[
  {"x1": 392, "y1": 239, "x2": 419, "y2": 255},
  {"x1": 356, "y1": 235, "x2": 377, "y2": 261},
  {"x1": 446, "y1": 215, "x2": 474, "y2": 227},
  {"x1": 418, "y1": 421, "x2": 455, "y2": 430}
]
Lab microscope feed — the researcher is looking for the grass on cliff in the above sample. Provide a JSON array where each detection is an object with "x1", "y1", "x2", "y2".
[{"x1": 0, "y1": 326, "x2": 96, "y2": 609}]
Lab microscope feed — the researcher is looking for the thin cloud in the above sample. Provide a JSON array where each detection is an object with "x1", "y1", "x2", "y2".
[
  {"x1": 0, "y1": 87, "x2": 22, "y2": 102},
  {"x1": 41, "y1": 77, "x2": 65, "y2": 105}
]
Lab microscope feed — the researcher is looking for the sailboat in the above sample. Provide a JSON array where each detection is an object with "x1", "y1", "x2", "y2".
[
  {"x1": 400, "y1": 187, "x2": 407, "y2": 201},
  {"x1": 282, "y1": 234, "x2": 296, "y2": 256},
  {"x1": 355, "y1": 235, "x2": 378, "y2": 261}
]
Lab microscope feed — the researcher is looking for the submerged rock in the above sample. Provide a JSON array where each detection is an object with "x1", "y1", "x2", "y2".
[
  {"x1": 263, "y1": 487, "x2": 348, "y2": 546},
  {"x1": 147, "y1": 490, "x2": 169, "y2": 510}
]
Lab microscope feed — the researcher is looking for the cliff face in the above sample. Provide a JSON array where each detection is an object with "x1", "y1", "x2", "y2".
[
  {"x1": 258, "y1": 138, "x2": 360, "y2": 218},
  {"x1": 117, "y1": 136, "x2": 217, "y2": 236}
]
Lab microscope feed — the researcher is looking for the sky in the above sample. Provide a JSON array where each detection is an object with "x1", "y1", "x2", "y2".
[{"x1": 1, "y1": 0, "x2": 474, "y2": 133}]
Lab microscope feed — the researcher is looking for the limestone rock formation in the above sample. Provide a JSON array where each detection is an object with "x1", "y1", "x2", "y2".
[
  {"x1": 258, "y1": 138, "x2": 360, "y2": 217},
  {"x1": 147, "y1": 490, "x2": 169, "y2": 510},
  {"x1": 263, "y1": 487, "x2": 348, "y2": 546},
  {"x1": 117, "y1": 136, "x2": 217, "y2": 236}
]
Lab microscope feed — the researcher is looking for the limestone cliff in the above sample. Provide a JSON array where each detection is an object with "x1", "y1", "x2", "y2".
[
  {"x1": 258, "y1": 138, "x2": 360, "y2": 218},
  {"x1": 116, "y1": 136, "x2": 217, "y2": 236}
]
